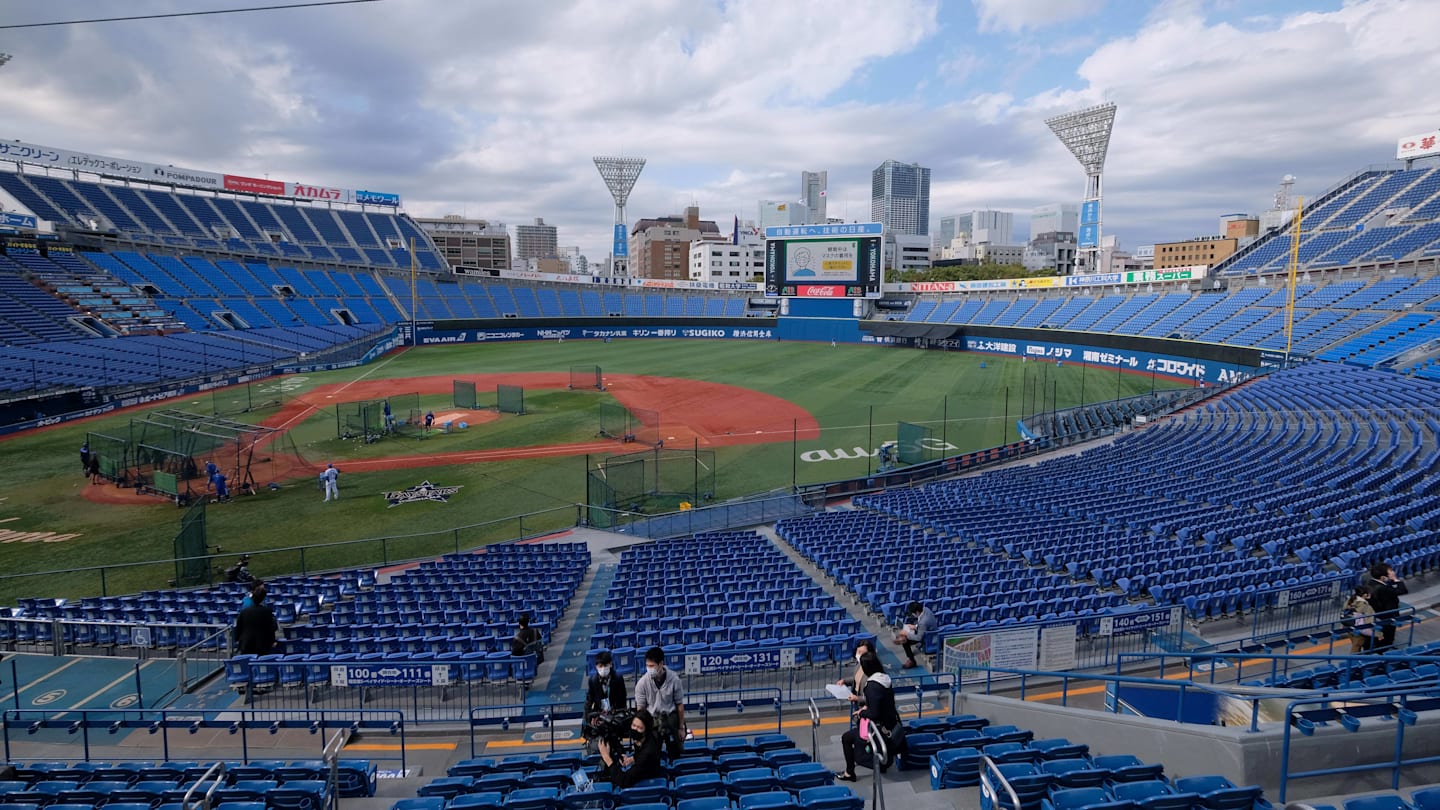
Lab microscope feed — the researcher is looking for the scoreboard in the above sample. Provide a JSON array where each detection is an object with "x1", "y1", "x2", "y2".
[{"x1": 764, "y1": 222, "x2": 883, "y2": 298}]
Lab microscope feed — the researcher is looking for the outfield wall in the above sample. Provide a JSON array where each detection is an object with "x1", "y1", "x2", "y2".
[
  {"x1": 861, "y1": 321, "x2": 1278, "y2": 386},
  {"x1": 411, "y1": 320, "x2": 781, "y2": 344}
]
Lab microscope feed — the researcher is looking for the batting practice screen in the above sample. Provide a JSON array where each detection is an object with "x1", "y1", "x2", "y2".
[
  {"x1": 764, "y1": 222, "x2": 883, "y2": 299},
  {"x1": 497, "y1": 384, "x2": 525, "y2": 415},
  {"x1": 453, "y1": 380, "x2": 477, "y2": 409},
  {"x1": 570, "y1": 365, "x2": 603, "y2": 391}
]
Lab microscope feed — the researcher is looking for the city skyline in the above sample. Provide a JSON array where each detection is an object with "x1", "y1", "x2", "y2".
[{"x1": 1, "y1": 1, "x2": 1438, "y2": 262}]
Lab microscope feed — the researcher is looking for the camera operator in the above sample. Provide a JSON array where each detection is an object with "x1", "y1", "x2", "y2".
[
  {"x1": 595, "y1": 708, "x2": 662, "y2": 788},
  {"x1": 583, "y1": 651, "x2": 627, "y2": 755},
  {"x1": 634, "y1": 646, "x2": 688, "y2": 758}
]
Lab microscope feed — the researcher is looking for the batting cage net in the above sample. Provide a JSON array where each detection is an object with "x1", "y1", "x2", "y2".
[
  {"x1": 173, "y1": 498, "x2": 208, "y2": 587},
  {"x1": 453, "y1": 380, "x2": 477, "y2": 410},
  {"x1": 569, "y1": 364, "x2": 604, "y2": 391},
  {"x1": 586, "y1": 446, "x2": 716, "y2": 527},
  {"x1": 896, "y1": 420, "x2": 939, "y2": 465},
  {"x1": 337, "y1": 393, "x2": 421, "y2": 439},
  {"x1": 86, "y1": 431, "x2": 131, "y2": 483},
  {"x1": 205, "y1": 381, "x2": 286, "y2": 417},
  {"x1": 597, "y1": 402, "x2": 661, "y2": 446},
  {"x1": 497, "y1": 384, "x2": 525, "y2": 415},
  {"x1": 125, "y1": 409, "x2": 308, "y2": 501}
]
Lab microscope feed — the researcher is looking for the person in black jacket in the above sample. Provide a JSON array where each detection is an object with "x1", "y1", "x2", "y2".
[
  {"x1": 235, "y1": 586, "x2": 278, "y2": 656},
  {"x1": 596, "y1": 708, "x2": 662, "y2": 788},
  {"x1": 511, "y1": 614, "x2": 543, "y2": 662},
  {"x1": 1366, "y1": 561, "x2": 1408, "y2": 651},
  {"x1": 836, "y1": 652, "x2": 899, "y2": 781},
  {"x1": 583, "y1": 651, "x2": 628, "y2": 754}
]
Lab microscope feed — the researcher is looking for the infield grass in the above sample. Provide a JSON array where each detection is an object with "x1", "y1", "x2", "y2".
[{"x1": 0, "y1": 340, "x2": 1185, "y2": 602}]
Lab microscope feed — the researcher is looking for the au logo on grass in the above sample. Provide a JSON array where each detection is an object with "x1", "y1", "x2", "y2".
[{"x1": 383, "y1": 480, "x2": 462, "y2": 508}]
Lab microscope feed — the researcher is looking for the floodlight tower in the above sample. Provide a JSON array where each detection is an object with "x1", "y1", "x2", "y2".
[
  {"x1": 1045, "y1": 102, "x2": 1117, "y2": 273},
  {"x1": 593, "y1": 156, "x2": 646, "y2": 276}
]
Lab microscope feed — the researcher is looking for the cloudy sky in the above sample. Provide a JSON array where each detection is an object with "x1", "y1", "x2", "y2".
[{"x1": 2, "y1": 0, "x2": 1438, "y2": 259}]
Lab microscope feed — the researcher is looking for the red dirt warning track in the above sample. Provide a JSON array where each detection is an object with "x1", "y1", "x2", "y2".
[{"x1": 260, "y1": 372, "x2": 818, "y2": 472}]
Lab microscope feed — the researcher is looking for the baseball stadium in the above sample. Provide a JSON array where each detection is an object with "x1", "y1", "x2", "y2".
[{"x1": 5, "y1": 4, "x2": 1440, "y2": 810}]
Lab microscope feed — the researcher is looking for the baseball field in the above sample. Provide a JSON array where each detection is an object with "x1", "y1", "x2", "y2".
[{"x1": 0, "y1": 339, "x2": 1184, "y2": 603}]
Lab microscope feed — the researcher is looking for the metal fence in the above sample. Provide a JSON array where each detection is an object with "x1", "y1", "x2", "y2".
[
  {"x1": 589, "y1": 492, "x2": 813, "y2": 539},
  {"x1": 1, "y1": 708, "x2": 407, "y2": 772},
  {"x1": 0, "y1": 505, "x2": 581, "y2": 602}
]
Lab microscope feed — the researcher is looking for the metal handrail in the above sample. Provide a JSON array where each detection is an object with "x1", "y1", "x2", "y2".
[
  {"x1": 979, "y1": 754, "x2": 1021, "y2": 810},
  {"x1": 868, "y1": 725, "x2": 889, "y2": 810},
  {"x1": 178, "y1": 625, "x2": 233, "y2": 693},
  {"x1": 181, "y1": 761, "x2": 226, "y2": 810},
  {"x1": 807, "y1": 697, "x2": 821, "y2": 761},
  {"x1": 321, "y1": 728, "x2": 347, "y2": 810}
]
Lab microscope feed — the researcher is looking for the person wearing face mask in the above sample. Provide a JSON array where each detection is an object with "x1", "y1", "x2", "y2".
[
  {"x1": 583, "y1": 651, "x2": 628, "y2": 754},
  {"x1": 633, "y1": 646, "x2": 687, "y2": 758},
  {"x1": 837, "y1": 639, "x2": 876, "y2": 705},
  {"x1": 596, "y1": 708, "x2": 662, "y2": 787}
]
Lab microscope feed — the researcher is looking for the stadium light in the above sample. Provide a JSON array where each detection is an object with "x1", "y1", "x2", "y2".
[
  {"x1": 1045, "y1": 102, "x2": 1117, "y2": 273},
  {"x1": 593, "y1": 156, "x2": 646, "y2": 277}
]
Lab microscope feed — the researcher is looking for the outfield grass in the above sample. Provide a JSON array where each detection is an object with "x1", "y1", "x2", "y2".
[{"x1": 0, "y1": 341, "x2": 1184, "y2": 602}]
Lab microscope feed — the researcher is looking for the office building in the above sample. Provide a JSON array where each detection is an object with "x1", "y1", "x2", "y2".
[
  {"x1": 413, "y1": 215, "x2": 510, "y2": 275},
  {"x1": 871, "y1": 160, "x2": 930, "y2": 236},
  {"x1": 758, "y1": 200, "x2": 804, "y2": 230},
  {"x1": 630, "y1": 205, "x2": 723, "y2": 281},
  {"x1": 1154, "y1": 235, "x2": 1239, "y2": 269},
  {"x1": 690, "y1": 229, "x2": 764, "y2": 283},
  {"x1": 801, "y1": 171, "x2": 827, "y2": 224},
  {"x1": 1031, "y1": 203, "x2": 1079, "y2": 241},
  {"x1": 514, "y1": 217, "x2": 558, "y2": 260}
]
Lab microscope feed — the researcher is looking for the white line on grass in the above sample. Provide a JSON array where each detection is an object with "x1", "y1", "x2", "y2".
[{"x1": 274, "y1": 347, "x2": 410, "y2": 433}]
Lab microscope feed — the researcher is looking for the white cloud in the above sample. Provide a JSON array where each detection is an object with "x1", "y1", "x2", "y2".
[
  {"x1": 971, "y1": 0, "x2": 1106, "y2": 33},
  {"x1": 2, "y1": 0, "x2": 1438, "y2": 256}
]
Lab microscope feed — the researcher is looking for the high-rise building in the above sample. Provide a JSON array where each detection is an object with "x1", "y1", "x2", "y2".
[
  {"x1": 800, "y1": 170, "x2": 827, "y2": 224},
  {"x1": 871, "y1": 160, "x2": 930, "y2": 236},
  {"x1": 514, "y1": 217, "x2": 558, "y2": 260},
  {"x1": 935, "y1": 214, "x2": 969, "y2": 252},
  {"x1": 1031, "y1": 203, "x2": 1079, "y2": 242},
  {"x1": 629, "y1": 205, "x2": 723, "y2": 281},
  {"x1": 758, "y1": 200, "x2": 804, "y2": 230},
  {"x1": 413, "y1": 215, "x2": 510, "y2": 275},
  {"x1": 936, "y1": 210, "x2": 1014, "y2": 254}
]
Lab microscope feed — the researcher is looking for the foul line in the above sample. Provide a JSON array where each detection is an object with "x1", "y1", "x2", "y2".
[{"x1": 274, "y1": 347, "x2": 411, "y2": 433}]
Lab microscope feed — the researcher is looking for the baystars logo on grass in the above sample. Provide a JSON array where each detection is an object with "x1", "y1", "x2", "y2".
[{"x1": 383, "y1": 480, "x2": 462, "y2": 508}]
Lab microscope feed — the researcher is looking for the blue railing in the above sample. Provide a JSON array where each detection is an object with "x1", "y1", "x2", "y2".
[
  {"x1": 954, "y1": 664, "x2": 1282, "y2": 730},
  {"x1": 465, "y1": 689, "x2": 785, "y2": 756},
  {"x1": 1192, "y1": 605, "x2": 1418, "y2": 657},
  {"x1": 1, "y1": 708, "x2": 407, "y2": 771},
  {"x1": 1116, "y1": 646, "x2": 1440, "y2": 692},
  {"x1": 1278, "y1": 684, "x2": 1440, "y2": 802}
]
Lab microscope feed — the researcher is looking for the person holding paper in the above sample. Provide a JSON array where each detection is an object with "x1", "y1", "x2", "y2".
[{"x1": 836, "y1": 651, "x2": 898, "y2": 782}]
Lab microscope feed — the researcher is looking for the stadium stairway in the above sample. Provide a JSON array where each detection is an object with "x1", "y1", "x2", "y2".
[
  {"x1": 526, "y1": 552, "x2": 622, "y2": 707},
  {"x1": 755, "y1": 525, "x2": 914, "y2": 675}
]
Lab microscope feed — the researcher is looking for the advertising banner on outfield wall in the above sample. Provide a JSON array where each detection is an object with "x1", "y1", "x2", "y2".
[
  {"x1": 489, "y1": 267, "x2": 762, "y2": 292},
  {"x1": 1397, "y1": 130, "x2": 1440, "y2": 160},
  {"x1": 416, "y1": 325, "x2": 778, "y2": 345},
  {"x1": 0, "y1": 137, "x2": 402, "y2": 207},
  {"x1": 887, "y1": 267, "x2": 1205, "y2": 294},
  {"x1": 957, "y1": 336, "x2": 1257, "y2": 385}
]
